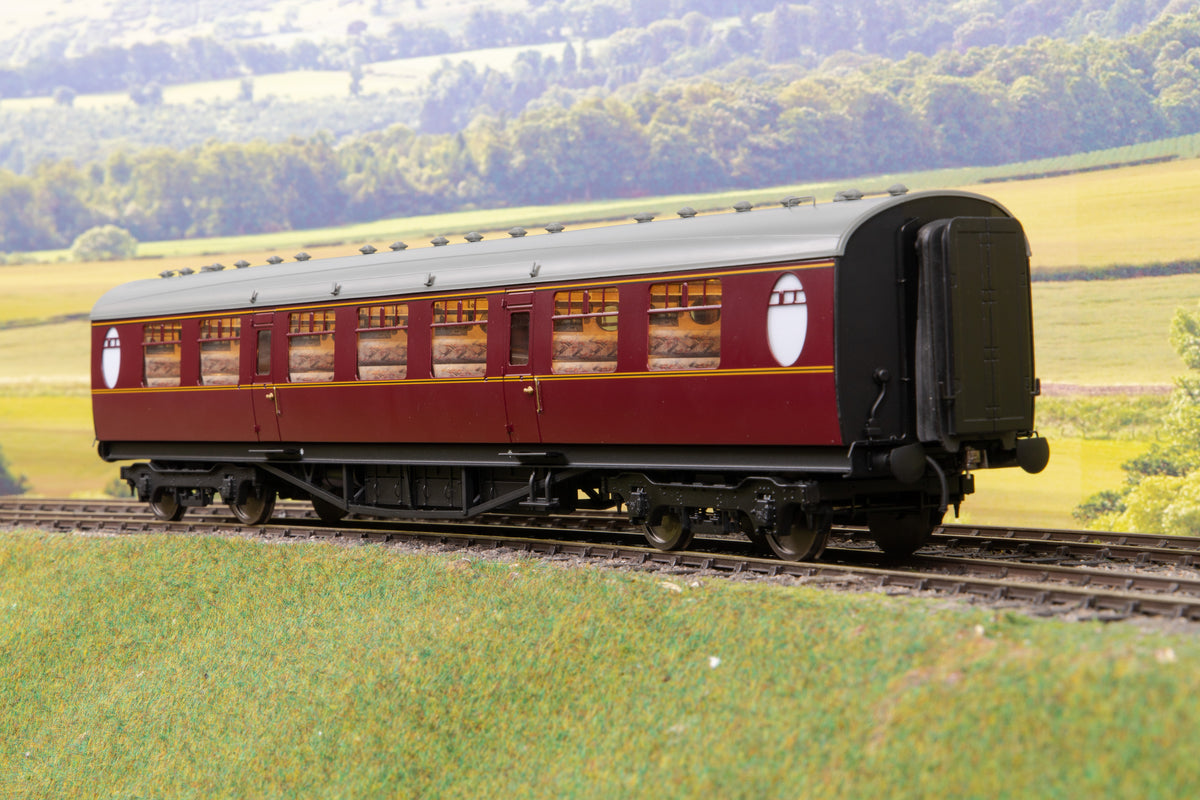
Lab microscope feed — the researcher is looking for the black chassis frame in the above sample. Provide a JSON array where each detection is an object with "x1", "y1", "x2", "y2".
[{"x1": 108, "y1": 439, "x2": 968, "y2": 527}]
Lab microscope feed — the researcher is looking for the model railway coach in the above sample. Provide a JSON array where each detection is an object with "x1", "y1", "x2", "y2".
[{"x1": 91, "y1": 187, "x2": 1049, "y2": 560}]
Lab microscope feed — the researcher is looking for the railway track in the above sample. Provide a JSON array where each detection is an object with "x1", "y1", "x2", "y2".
[{"x1": 4, "y1": 498, "x2": 1200, "y2": 623}]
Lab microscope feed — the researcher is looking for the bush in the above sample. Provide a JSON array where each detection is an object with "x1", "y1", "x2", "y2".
[
  {"x1": 70, "y1": 225, "x2": 138, "y2": 262},
  {"x1": 0, "y1": 444, "x2": 28, "y2": 495},
  {"x1": 104, "y1": 475, "x2": 131, "y2": 498}
]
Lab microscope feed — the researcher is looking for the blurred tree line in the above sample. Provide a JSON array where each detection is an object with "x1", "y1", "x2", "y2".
[
  {"x1": 2, "y1": 6, "x2": 1200, "y2": 253},
  {"x1": 0, "y1": 0, "x2": 1180, "y2": 100}
]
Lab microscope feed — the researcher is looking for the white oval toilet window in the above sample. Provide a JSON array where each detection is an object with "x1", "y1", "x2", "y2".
[
  {"x1": 101, "y1": 327, "x2": 121, "y2": 389},
  {"x1": 767, "y1": 274, "x2": 808, "y2": 367}
]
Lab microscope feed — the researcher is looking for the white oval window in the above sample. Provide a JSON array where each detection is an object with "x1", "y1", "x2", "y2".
[
  {"x1": 767, "y1": 274, "x2": 808, "y2": 367},
  {"x1": 101, "y1": 327, "x2": 121, "y2": 389}
]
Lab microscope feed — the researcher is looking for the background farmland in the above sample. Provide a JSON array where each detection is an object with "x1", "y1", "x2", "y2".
[{"x1": 3, "y1": 0, "x2": 1200, "y2": 525}]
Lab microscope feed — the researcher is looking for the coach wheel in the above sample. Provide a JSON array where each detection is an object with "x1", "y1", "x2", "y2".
[
  {"x1": 644, "y1": 506, "x2": 694, "y2": 551},
  {"x1": 765, "y1": 505, "x2": 830, "y2": 562},
  {"x1": 229, "y1": 488, "x2": 277, "y2": 526},
  {"x1": 311, "y1": 496, "x2": 347, "y2": 524},
  {"x1": 868, "y1": 509, "x2": 943, "y2": 557},
  {"x1": 148, "y1": 490, "x2": 186, "y2": 522}
]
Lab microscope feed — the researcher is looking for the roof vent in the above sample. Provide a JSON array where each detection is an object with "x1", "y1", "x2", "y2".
[
  {"x1": 676, "y1": 207, "x2": 697, "y2": 218},
  {"x1": 179, "y1": 267, "x2": 195, "y2": 276},
  {"x1": 266, "y1": 255, "x2": 283, "y2": 265},
  {"x1": 234, "y1": 260, "x2": 250, "y2": 269},
  {"x1": 509, "y1": 227, "x2": 527, "y2": 238},
  {"x1": 834, "y1": 189, "x2": 863, "y2": 202},
  {"x1": 781, "y1": 195, "x2": 815, "y2": 208},
  {"x1": 294, "y1": 252, "x2": 311, "y2": 261},
  {"x1": 159, "y1": 270, "x2": 175, "y2": 279},
  {"x1": 634, "y1": 212, "x2": 654, "y2": 223},
  {"x1": 887, "y1": 183, "x2": 909, "y2": 196},
  {"x1": 464, "y1": 231, "x2": 483, "y2": 243},
  {"x1": 389, "y1": 241, "x2": 408, "y2": 251},
  {"x1": 545, "y1": 223, "x2": 565, "y2": 234},
  {"x1": 431, "y1": 236, "x2": 449, "y2": 247},
  {"x1": 733, "y1": 201, "x2": 753, "y2": 213},
  {"x1": 360, "y1": 244, "x2": 377, "y2": 255},
  {"x1": 200, "y1": 264, "x2": 223, "y2": 272}
]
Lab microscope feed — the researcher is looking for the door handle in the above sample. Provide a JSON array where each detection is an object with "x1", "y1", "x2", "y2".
[
  {"x1": 265, "y1": 389, "x2": 280, "y2": 415},
  {"x1": 522, "y1": 377, "x2": 543, "y2": 414}
]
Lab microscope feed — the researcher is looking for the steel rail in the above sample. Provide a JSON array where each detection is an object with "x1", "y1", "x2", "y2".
[{"x1": 4, "y1": 498, "x2": 1200, "y2": 622}]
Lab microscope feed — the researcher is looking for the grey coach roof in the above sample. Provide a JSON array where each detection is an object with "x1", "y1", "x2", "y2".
[{"x1": 90, "y1": 190, "x2": 1008, "y2": 322}]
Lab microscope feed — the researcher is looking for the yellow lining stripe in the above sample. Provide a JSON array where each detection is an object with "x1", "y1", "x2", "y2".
[{"x1": 91, "y1": 364, "x2": 835, "y2": 395}]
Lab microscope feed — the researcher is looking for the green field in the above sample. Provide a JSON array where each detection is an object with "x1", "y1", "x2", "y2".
[
  {"x1": 962, "y1": 157, "x2": 1200, "y2": 271},
  {"x1": 3, "y1": 531, "x2": 1199, "y2": 798}
]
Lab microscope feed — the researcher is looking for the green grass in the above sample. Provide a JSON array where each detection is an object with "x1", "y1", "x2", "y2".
[{"x1": 2, "y1": 531, "x2": 1198, "y2": 798}]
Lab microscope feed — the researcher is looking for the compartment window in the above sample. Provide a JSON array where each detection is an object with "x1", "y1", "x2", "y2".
[
  {"x1": 432, "y1": 297, "x2": 488, "y2": 377},
  {"x1": 552, "y1": 287, "x2": 619, "y2": 374},
  {"x1": 198, "y1": 317, "x2": 241, "y2": 386},
  {"x1": 288, "y1": 311, "x2": 336, "y2": 383},
  {"x1": 648, "y1": 279, "x2": 721, "y2": 371},
  {"x1": 143, "y1": 321, "x2": 182, "y2": 387},
  {"x1": 357, "y1": 304, "x2": 408, "y2": 381}
]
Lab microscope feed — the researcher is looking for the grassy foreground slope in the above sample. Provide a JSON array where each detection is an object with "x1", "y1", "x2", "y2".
[{"x1": 3, "y1": 531, "x2": 1199, "y2": 798}]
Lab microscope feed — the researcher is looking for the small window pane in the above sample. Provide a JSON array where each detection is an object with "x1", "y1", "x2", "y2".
[
  {"x1": 648, "y1": 280, "x2": 721, "y2": 371},
  {"x1": 510, "y1": 311, "x2": 530, "y2": 366},
  {"x1": 143, "y1": 322, "x2": 182, "y2": 387},
  {"x1": 552, "y1": 287, "x2": 618, "y2": 374},
  {"x1": 256, "y1": 330, "x2": 272, "y2": 376}
]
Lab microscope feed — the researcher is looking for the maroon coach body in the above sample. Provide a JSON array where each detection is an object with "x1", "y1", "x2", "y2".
[{"x1": 91, "y1": 188, "x2": 1049, "y2": 560}]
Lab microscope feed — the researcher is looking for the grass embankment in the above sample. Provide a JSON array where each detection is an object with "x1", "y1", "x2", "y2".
[{"x1": 3, "y1": 531, "x2": 1198, "y2": 798}]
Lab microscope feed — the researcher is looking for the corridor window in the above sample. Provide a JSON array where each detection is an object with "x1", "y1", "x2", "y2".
[
  {"x1": 198, "y1": 317, "x2": 240, "y2": 386},
  {"x1": 288, "y1": 311, "x2": 335, "y2": 383},
  {"x1": 551, "y1": 287, "x2": 618, "y2": 374},
  {"x1": 143, "y1": 321, "x2": 182, "y2": 387},
  {"x1": 648, "y1": 279, "x2": 721, "y2": 371},
  {"x1": 357, "y1": 304, "x2": 408, "y2": 381},
  {"x1": 432, "y1": 297, "x2": 488, "y2": 377}
]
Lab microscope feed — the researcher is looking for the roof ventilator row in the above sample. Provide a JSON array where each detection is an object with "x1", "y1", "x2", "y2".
[{"x1": 156, "y1": 186, "x2": 914, "y2": 278}]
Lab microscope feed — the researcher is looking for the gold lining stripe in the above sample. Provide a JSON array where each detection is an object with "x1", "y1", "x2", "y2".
[{"x1": 91, "y1": 364, "x2": 835, "y2": 395}]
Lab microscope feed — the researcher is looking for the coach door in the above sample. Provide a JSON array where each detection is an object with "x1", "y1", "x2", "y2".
[
  {"x1": 500, "y1": 292, "x2": 543, "y2": 444},
  {"x1": 246, "y1": 313, "x2": 282, "y2": 441}
]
